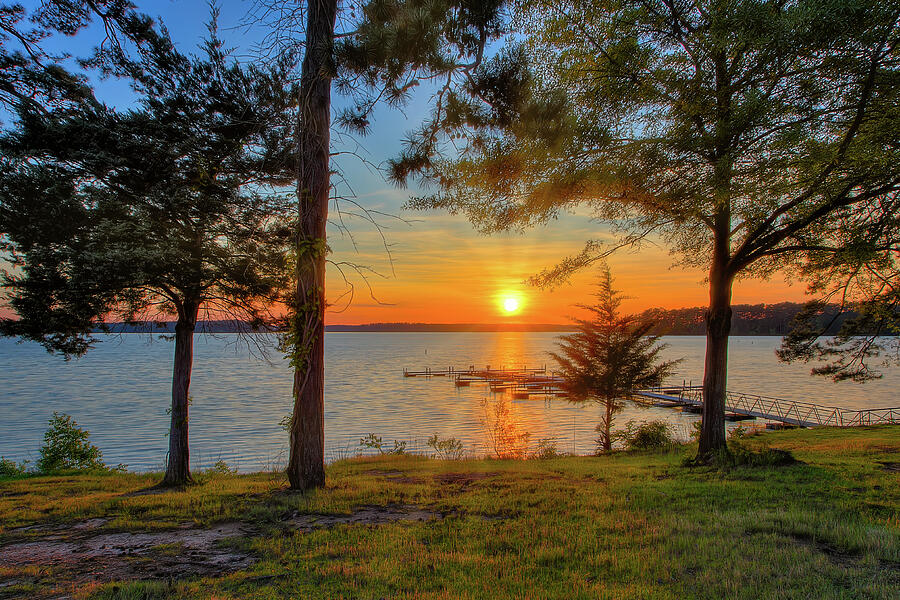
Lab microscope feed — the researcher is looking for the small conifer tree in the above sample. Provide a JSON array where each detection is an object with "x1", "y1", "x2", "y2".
[{"x1": 551, "y1": 268, "x2": 680, "y2": 453}]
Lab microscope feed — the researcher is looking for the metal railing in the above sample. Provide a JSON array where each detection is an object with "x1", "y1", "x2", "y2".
[{"x1": 636, "y1": 384, "x2": 900, "y2": 428}]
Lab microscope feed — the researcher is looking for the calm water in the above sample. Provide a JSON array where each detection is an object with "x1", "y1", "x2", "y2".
[{"x1": 1, "y1": 333, "x2": 898, "y2": 471}]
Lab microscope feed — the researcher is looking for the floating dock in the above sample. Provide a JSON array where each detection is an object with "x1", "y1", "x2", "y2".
[
  {"x1": 403, "y1": 365, "x2": 568, "y2": 399},
  {"x1": 405, "y1": 367, "x2": 900, "y2": 428}
]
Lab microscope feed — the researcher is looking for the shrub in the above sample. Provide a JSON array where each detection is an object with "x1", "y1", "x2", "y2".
[
  {"x1": 388, "y1": 440, "x2": 408, "y2": 455},
  {"x1": 360, "y1": 433, "x2": 385, "y2": 452},
  {"x1": 208, "y1": 459, "x2": 238, "y2": 476},
  {"x1": 612, "y1": 420, "x2": 679, "y2": 452},
  {"x1": 37, "y1": 412, "x2": 108, "y2": 474},
  {"x1": 728, "y1": 424, "x2": 749, "y2": 440},
  {"x1": 689, "y1": 420, "x2": 702, "y2": 442},
  {"x1": 427, "y1": 434, "x2": 465, "y2": 460},
  {"x1": 533, "y1": 438, "x2": 561, "y2": 459},
  {"x1": 479, "y1": 397, "x2": 531, "y2": 459},
  {"x1": 0, "y1": 456, "x2": 28, "y2": 478},
  {"x1": 359, "y1": 433, "x2": 408, "y2": 455}
]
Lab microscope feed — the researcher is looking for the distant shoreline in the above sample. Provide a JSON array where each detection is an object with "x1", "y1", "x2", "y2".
[{"x1": 86, "y1": 301, "x2": 893, "y2": 335}]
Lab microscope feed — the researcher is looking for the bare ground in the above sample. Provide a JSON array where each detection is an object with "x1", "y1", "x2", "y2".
[{"x1": 0, "y1": 503, "x2": 442, "y2": 593}]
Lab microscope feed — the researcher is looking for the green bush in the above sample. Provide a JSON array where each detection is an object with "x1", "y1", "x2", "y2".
[
  {"x1": 532, "y1": 438, "x2": 562, "y2": 459},
  {"x1": 36, "y1": 412, "x2": 108, "y2": 474},
  {"x1": 207, "y1": 459, "x2": 238, "y2": 476},
  {"x1": 359, "y1": 433, "x2": 408, "y2": 455},
  {"x1": 427, "y1": 433, "x2": 465, "y2": 460},
  {"x1": 689, "y1": 420, "x2": 702, "y2": 441},
  {"x1": 612, "y1": 420, "x2": 679, "y2": 451},
  {"x1": 728, "y1": 424, "x2": 749, "y2": 440},
  {"x1": 0, "y1": 456, "x2": 28, "y2": 478}
]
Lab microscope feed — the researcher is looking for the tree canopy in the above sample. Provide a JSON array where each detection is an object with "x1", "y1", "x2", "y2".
[
  {"x1": 0, "y1": 0, "x2": 167, "y2": 119},
  {"x1": 394, "y1": 0, "x2": 900, "y2": 454},
  {"x1": 0, "y1": 24, "x2": 298, "y2": 485}
]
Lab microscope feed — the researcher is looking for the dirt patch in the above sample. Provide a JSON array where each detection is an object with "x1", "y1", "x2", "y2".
[
  {"x1": 433, "y1": 472, "x2": 498, "y2": 487},
  {"x1": 878, "y1": 461, "x2": 900, "y2": 473},
  {"x1": 283, "y1": 504, "x2": 440, "y2": 531},
  {"x1": 0, "y1": 503, "x2": 443, "y2": 589},
  {"x1": 0, "y1": 521, "x2": 254, "y2": 586}
]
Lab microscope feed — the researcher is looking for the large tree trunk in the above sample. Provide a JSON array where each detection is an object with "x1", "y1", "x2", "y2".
[
  {"x1": 287, "y1": 0, "x2": 337, "y2": 491},
  {"x1": 161, "y1": 300, "x2": 199, "y2": 487},
  {"x1": 698, "y1": 223, "x2": 734, "y2": 457}
]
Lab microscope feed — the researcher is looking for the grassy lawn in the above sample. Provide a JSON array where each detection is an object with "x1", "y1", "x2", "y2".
[{"x1": 1, "y1": 426, "x2": 898, "y2": 599}]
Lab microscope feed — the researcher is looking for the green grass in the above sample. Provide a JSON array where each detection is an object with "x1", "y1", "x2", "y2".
[{"x1": 1, "y1": 426, "x2": 898, "y2": 599}]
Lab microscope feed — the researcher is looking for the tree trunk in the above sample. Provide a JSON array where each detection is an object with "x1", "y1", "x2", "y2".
[
  {"x1": 603, "y1": 399, "x2": 613, "y2": 453},
  {"x1": 161, "y1": 300, "x2": 199, "y2": 487},
  {"x1": 698, "y1": 235, "x2": 734, "y2": 457},
  {"x1": 287, "y1": 0, "x2": 337, "y2": 491}
]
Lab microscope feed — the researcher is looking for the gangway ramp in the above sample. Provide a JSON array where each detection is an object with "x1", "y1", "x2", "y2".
[{"x1": 634, "y1": 385, "x2": 900, "y2": 428}]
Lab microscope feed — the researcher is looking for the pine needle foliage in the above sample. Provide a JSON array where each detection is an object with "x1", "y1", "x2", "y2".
[
  {"x1": 550, "y1": 269, "x2": 680, "y2": 452},
  {"x1": 0, "y1": 17, "x2": 298, "y2": 486},
  {"x1": 395, "y1": 0, "x2": 900, "y2": 454}
]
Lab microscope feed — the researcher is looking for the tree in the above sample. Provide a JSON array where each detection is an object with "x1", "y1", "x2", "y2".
[
  {"x1": 777, "y1": 193, "x2": 900, "y2": 382},
  {"x1": 0, "y1": 28, "x2": 297, "y2": 486},
  {"x1": 393, "y1": 0, "x2": 900, "y2": 457},
  {"x1": 550, "y1": 268, "x2": 678, "y2": 453},
  {"x1": 0, "y1": 0, "x2": 161, "y2": 118},
  {"x1": 250, "y1": 0, "x2": 512, "y2": 490}
]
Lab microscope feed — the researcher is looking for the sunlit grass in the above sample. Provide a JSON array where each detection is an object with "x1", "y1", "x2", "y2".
[{"x1": 1, "y1": 426, "x2": 898, "y2": 599}]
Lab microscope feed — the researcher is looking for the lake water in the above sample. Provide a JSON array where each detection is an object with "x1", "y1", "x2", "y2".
[{"x1": 1, "y1": 333, "x2": 898, "y2": 471}]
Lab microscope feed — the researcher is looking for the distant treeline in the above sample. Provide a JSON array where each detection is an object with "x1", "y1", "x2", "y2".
[
  {"x1": 93, "y1": 303, "x2": 868, "y2": 335},
  {"x1": 641, "y1": 302, "x2": 851, "y2": 336},
  {"x1": 325, "y1": 323, "x2": 578, "y2": 332},
  {"x1": 94, "y1": 321, "x2": 578, "y2": 333}
]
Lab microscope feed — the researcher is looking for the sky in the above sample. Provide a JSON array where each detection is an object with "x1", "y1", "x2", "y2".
[{"x1": 6, "y1": 0, "x2": 812, "y2": 325}]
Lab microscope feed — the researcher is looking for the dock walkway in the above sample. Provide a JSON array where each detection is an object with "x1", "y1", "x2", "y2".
[
  {"x1": 404, "y1": 366, "x2": 900, "y2": 427},
  {"x1": 634, "y1": 385, "x2": 900, "y2": 427}
]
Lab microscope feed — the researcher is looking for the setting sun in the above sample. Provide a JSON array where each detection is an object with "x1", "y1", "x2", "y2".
[{"x1": 497, "y1": 292, "x2": 525, "y2": 316}]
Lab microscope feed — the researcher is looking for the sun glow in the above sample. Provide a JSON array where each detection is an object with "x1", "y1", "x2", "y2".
[{"x1": 497, "y1": 290, "x2": 525, "y2": 316}]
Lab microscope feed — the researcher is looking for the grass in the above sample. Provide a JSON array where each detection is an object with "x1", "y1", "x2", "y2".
[{"x1": 1, "y1": 426, "x2": 898, "y2": 599}]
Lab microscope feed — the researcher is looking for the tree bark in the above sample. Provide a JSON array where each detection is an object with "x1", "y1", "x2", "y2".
[
  {"x1": 287, "y1": 0, "x2": 337, "y2": 491},
  {"x1": 161, "y1": 299, "x2": 199, "y2": 487},
  {"x1": 698, "y1": 226, "x2": 734, "y2": 457},
  {"x1": 602, "y1": 399, "x2": 613, "y2": 453}
]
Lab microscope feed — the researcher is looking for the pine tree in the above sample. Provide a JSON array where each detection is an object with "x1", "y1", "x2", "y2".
[
  {"x1": 551, "y1": 269, "x2": 679, "y2": 452},
  {"x1": 0, "y1": 26, "x2": 297, "y2": 487},
  {"x1": 253, "y1": 0, "x2": 512, "y2": 490}
]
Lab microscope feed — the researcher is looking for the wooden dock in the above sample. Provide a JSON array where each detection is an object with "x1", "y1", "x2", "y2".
[
  {"x1": 403, "y1": 365, "x2": 569, "y2": 399},
  {"x1": 405, "y1": 367, "x2": 900, "y2": 428}
]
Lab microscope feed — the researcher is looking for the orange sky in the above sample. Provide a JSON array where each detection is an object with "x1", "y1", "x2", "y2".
[
  {"x1": 0, "y1": 208, "x2": 808, "y2": 325},
  {"x1": 323, "y1": 193, "x2": 811, "y2": 325}
]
